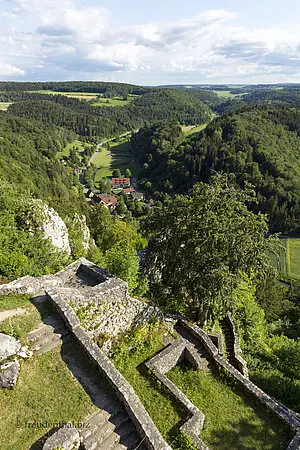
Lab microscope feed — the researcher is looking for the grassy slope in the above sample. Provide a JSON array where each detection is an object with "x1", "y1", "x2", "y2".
[
  {"x1": 271, "y1": 238, "x2": 300, "y2": 280},
  {"x1": 92, "y1": 98, "x2": 132, "y2": 107},
  {"x1": 94, "y1": 140, "x2": 141, "y2": 181},
  {"x1": 0, "y1": 102, "x2": 12, "y2": 111},
  {"x1": 111, "y1": 323, "x2": 292, "y2": 448},
  {"x1": 56, "y1": 140, "x2": 92, "y2": 159},
  {"x1": 287, "y1": 239, "x2": 300, "y2": 279},
  {"x1": 111, "y1": 324, "x2": 184, "y2": 441},
  {"x1": 0, "y1": 295, "x2": 96, "y2": 449},
  {"x1": 169, "y1": 365, "x2": 292, "y2": 450},
  {"x1": 181, "y1": 123, "x2": 209, "y2": 136},
  {"x1": 29, "y1": 91, "x2": 138, "y2": 107}
]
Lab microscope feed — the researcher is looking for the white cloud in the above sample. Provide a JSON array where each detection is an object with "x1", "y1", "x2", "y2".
[
  {"x1": 0, "y1": 62, "x2": 24, "y2": 76},
  {"x1": 0, "y1": 1, "x2": 300, "y2": 83}
]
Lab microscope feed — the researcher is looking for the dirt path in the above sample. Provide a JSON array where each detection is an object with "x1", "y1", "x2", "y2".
[{"x1": 0, "y1": 308, "x2": 27, "y2": 323}]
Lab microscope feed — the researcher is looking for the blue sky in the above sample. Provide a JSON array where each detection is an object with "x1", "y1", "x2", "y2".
[{"x1": 0, "y1": 0, "x2": 300, "y2": 84}]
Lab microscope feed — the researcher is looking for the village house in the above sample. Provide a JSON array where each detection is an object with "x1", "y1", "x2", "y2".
[
  {"x1": 111, "y1": 177, "x2": 131, "y2": 189},
  {"x1": 131, "y1": 192, "x2": 144, "y2": 201},
  {"x1": 93, "y1": 194, "x2": 118, "y2": 211},
  {"x1": 122, "y1": 186, "x2": 135, "y2": 195}
]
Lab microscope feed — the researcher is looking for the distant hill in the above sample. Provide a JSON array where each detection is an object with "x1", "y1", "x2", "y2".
[{"x1": 132, "y1": 105, "x2": 300, "y2": 235}]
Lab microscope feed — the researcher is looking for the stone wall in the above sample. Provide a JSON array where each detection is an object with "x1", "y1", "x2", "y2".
[
  {"x1": 146, "y1": 339, "x2": 209, "y2": 450},
  {"x1": 179, "y1": 320, "x2": 300, "y2": 449},
  {"x1": 226, "y1": 313, "x2": 249, "y2": 377},
  {"x1": 46, "y1": 290, "x2": 171, "y2": 450}
]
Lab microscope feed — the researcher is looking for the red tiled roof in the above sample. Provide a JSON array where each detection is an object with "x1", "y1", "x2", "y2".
[
  {"x1": 122, "y1": 187, "x2": 135, "y2": 194},
  {"x1": 100, "y1": 196, "x2": 118, "y2": 206},
  {"x1": 112, "y1": 178, "x2": 130, "y2": 185}
]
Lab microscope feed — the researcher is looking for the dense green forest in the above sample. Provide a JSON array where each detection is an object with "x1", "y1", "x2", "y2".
[
  {"x1": 132, "y1": 106, "x2": 300, "y2": 235},
  {"x1": 5, "y1": 89, "x2": 209, "y2": 139},
  {"x1": 0, "y1": 81, "x2": 150, "y2": 96}
]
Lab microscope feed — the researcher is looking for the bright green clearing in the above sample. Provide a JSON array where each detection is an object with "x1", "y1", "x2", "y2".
[
  {"x1": 270, "y1": 238, "x2": 300, "y2": 280},
  {"x1": 213, "y1": 90, "x2": 242, "y2": 98},
  {"x1": 29, "y1": 90, "x2": 101, "y2": 100},
  {"x1": 111, "y1": 323, "x2": 184, "y2": 442},
  {"x1": 0, "y1": 295, "x2": 96, "y2": 450},
  {"x1": 57, "y1": 139, "x2": 92, "y2": 159},
  {"x1": 91, "y1": 94, "x2": 138, "y2": 107},
  {"x1": 94, "y1": 139, "x2": 141, "y2": 182},
  {"x1": 0, "y1": 102, "x2": 12, "y2": 111},
  {"x1": 181, "y1": 123, "x2": 209, "y2": 136},
  {"x1": 92, "y1": 97, "x2": 131, "y2": 107},
  {"x1": 287, "y1": 239, "x2": 300, "y2": 279},
  {"x1": 168, "y1": 365, "x2": 292, "y2": 450}
]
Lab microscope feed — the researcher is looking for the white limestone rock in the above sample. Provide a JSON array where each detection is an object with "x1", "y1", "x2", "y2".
[
  {"x1": 0, "y1": 333, "x2": 21, "y2": 361},
  {"x1": 73, "y1": 214, "x2": 91, "y2": 250},
  {"x1": 33, "y1": 200, "x2": 71, "y2": 255}
]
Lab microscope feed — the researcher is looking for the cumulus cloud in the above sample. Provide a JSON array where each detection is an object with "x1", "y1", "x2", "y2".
[
  {"x1": 0, "y1": 0, "x2": 300, "y2": 83},
  {"x1": 0, "y1": 62, "x2": 24, "y2": 76}
]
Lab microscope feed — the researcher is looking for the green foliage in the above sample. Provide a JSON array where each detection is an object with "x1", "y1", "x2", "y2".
[
  {"x1": 88, "y1": 204, "x2": 147, "y2": 293},
  {"x1": 144, "y1": 174, "x2": 276, "y2": 322},
  {"x1": 133, "y1": 106, "x2": 300, "y2": 235},
  {"x1": 233, "y1": 277, "x2": 267, "y2": 353},
  {"x1": 172, "y1": 432, "x2": 198, "y2": 450},
  {"x1": 111, "y1": 322, "x2": 184, "y2": 442},
  {"x1": 112, "y1": 168, "x2": 122, "y2": 178},
  {"x1": 255, "y1": 277, "x2": 291, "y2": 322},
  {"x1": 0, "y1": 183, "x2": 70, "y2": 279},
  {"x1": 0, "y1": 112, "x2": 86, "y2": 218}
]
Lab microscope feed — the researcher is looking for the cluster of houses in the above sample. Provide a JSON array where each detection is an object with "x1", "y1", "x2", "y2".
[{"x1": 85, "y1": 177, "x2": 144, "y2": 212}]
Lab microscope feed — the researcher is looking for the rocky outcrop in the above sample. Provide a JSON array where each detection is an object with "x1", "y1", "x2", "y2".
[
  {"x1": 33, "y1": 201, "x2": 71, "y2": 255},
  {"x1": 43, "y1": 424, "x2": 80, "y2": 450},
  {"x1": 0, "y1": 333, "x2": 21, "y2": 361},
  {"x1": 73, "y1": 214, "x2": 91, "y2": 250},
  {"x1": 0, "y1": 359, "x2": 20, "y2": 388}
]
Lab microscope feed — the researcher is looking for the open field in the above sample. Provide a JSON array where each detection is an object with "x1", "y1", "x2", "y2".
[
  {"x1": 91, "y1": 94, "x2": 138, "y2": 107},
  {"x1": 92, "y1": 97, "x2": 131, "y2": 107},
  {"x1": 169, "y1": 364, "x2": 292, "y2": 449},
  {"x1": 0, "y1": 102, "x2": 12, "y2": 111},
  {"x1": 213, "y1": 90, "x2": 244, "y2": 98},
  {"x1": 93, "y1": 139, "x2": 141, "y2": 183},
  {"x1": 29, "y1": 90, "x2": 101, "y2": 100},
  {"x1": 56, "y1": 140, "x2": 92, "y2": 159},
  {"x1": 29, "y1": 91, "x2": 138, "y2": 107},
  {"x1": 181, "y1": 123, "x2": 209, "y2": 136},
  {"x1": 0, "y1": 295, "x2": 96, "y2": 450},
  {"x1": 270, "y1": 238, "x2": 300, "y2": 280}
]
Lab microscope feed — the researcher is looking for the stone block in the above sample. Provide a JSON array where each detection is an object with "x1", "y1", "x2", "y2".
[
  {"x1": 42, "y1": 424, "x2": 80, "y2": 450},
  {"x1": 0, "y1": 333, "x2": 21, "y2": 361},
  {"x1": 0, "y1": 359, "x2": 20, "y2": 389}
]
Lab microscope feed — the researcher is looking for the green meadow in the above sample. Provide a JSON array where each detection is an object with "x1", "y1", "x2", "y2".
[
  {"x1": 0, "y1": 102, "x2": 12, "y2": 111},
  {"x1": 270, "y1": 238, "x2": 300, "y2": 280},
  {"x1": 93, "y1": 139, "x2": 141, "y2": 183}
]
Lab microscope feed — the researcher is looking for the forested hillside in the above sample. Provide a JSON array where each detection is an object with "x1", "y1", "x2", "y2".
[
  {"x1": 132, "y1": 106, "x2": 300, "y2": 235},
  {"x1": 0, "y1": 112, "x2": 86, "y2": 217},
  {"x1": 6, "y1": 89, "x2": 210, "y2": 139},
  {"x1": 0, "y1": 81, "x2": 150, "y2": 96}
]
